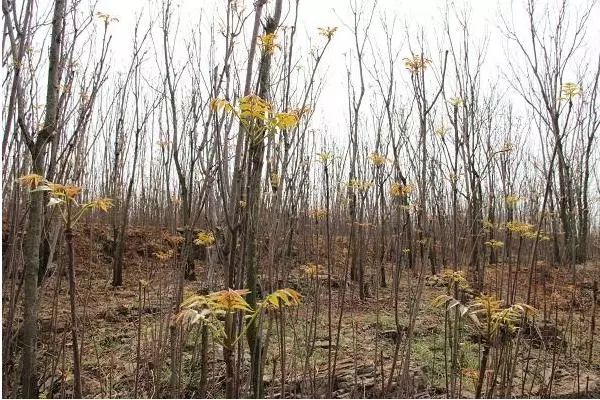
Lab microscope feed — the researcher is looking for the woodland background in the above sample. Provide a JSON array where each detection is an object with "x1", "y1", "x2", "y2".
[{"x1": 2, "y1": 0, "x2": 599, "y2": 398}]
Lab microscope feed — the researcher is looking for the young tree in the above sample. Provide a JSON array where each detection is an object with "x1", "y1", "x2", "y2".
[{"x1": 5, "y1": 0, "x2": 67, "y2": 394}]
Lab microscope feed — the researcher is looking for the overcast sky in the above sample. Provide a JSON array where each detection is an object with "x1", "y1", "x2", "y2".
[{"x1": 88, "y1": 0, "x2": 600, "y2": 146}]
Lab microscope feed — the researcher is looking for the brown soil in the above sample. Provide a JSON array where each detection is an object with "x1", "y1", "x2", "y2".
[{"x1": 3, "y1": 224, "x2": 599, "y2": 398}]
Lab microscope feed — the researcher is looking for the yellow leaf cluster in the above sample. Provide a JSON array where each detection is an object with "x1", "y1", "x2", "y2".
[
  {"x1": 368, "y1": 152, "x2": 387, "y2": 167},
  {"x1": 505, "y1": 195, "x2": 519, "y2": 208},
  {"x1": 310, "y1": 208, "x2": 328, "y2": 220},
  {"x1": 19, "y1": 175, "x2": 112, "y2": 225},
  {"x1": 432, "y1": 291, "x2": 536, "y2": 341},
  {"x1": 178, "y1": 287, "x2": 302, "y2": 344},
  {"x1": 180, "y1": 289, "x2": 252, "y2": 322},
  {"x1": 302, "y1": 263, "x2": 323, "y2": 278},
  {"x1": 482, "y1": 218, "x2": 500, "y2": 231},
  {"x1": 484, "y1": 239, "x2": 504, "y2": 249},
  {"x1": 404, "y1": 55, "x2": 431, "y2": 73},
  {"x1": 209, "y1": 289, "x2": 252, "y2": 313},
  {"x1": 258, "y1": 33, "x2": 280, "y2": 55},
  {"x1": 240, "y1": 94, "x2": 272, "y2": 120},
  {"x1": 153, "y1": 249, "x2": 175, "y2": 262},
  {"x1": 390, "y1": 182, "x2": 413, "y2": 197},
  {"x1": 18, "y1": 174, "x2": 45, "y2": 189},
  {"x1": 560, "y1": 82, "x2": 581, "y2": 100},
  {"x1": 318, "y1": 26, "x2": 338, "y2": 40},
  {"x1": 505, "y1": 221, "x2": 549, "y2": 241},
  {"x1": 522, "y1": 229, "x2": 550, "y2": 241},
  {"x1": 210, "y1": 98, "x2": 233, "y2": 112},
  {"x1": 47, "y1": 183, "x2": 82, "y2": 199},
  {"x1": 260, "y1": 288, "x2": 302, "y2": 311},
  {"x1": 317, "y1": 152, "x2": 333, "y2": 164},
  {"x1": 270, "y1": 173, "x2": 281, "y2": 190},
  {"x1": 274, "y1": 112, "x2": 299, "y2": 129},
  {"x1": 505, "y1": 221, "x2": 534, "y2": 235},
  {"x1": 96, "y1": 11, "x2": 119, "y2": 24},
  {"x1": 194, "y1": 230, "x2": 215, "y2": 247},
  {"x1": 449, "y1": 97, "x2": 464, "y2": 107},
  {"x1": 441, "y1": 268, "x2": 470, "y2": 289},
  {"x1": 209, "y1": 95, "x2": 303, "y2": 134},
  {"x1": 434, "y1": 126, "x2": 449, "y2": 137},
  {"x1": 348, "y1": 179, "x2": 372, "y2": 192},
  {"x1": 85, "y1": 197, "x2": 113, "y2": 212}
]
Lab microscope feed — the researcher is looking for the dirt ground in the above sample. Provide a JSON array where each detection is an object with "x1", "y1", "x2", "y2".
[{"x1": 4, "y1": 223, "x2": 599, "y2": 398}]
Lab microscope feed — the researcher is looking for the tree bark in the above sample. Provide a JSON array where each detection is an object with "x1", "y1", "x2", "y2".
[
  {"x1": 20, "y1": 0, "x2": 66, "y2": 395},
  {"x1": 65, "y1": 226, "x2": 82, "y2": 397}
]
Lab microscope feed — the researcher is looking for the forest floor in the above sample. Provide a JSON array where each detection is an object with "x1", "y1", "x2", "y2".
[{"x1": 3, "y1": 223, "x2": 599, "y2": 398}]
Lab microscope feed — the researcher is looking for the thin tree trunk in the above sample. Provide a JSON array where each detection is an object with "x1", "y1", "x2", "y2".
[
  {"x1": 65, "y1": 225, "x2": 82, "y2": 398},
  {"x1": 20, "y1": 0, "x2": 66, "y2": 395}
]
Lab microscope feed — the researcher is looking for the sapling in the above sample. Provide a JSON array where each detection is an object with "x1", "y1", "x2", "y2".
[{"x1": 20, "y1": 174, "x2": 112, "y2": 397}]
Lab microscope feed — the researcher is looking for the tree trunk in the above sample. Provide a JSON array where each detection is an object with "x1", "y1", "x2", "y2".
[
  {"x1": 20, "y1": 0, "x2": 66, "y2": 395},
  {"x1": 475, "y1": 344, "x2": 490, "y2": 399},
  {"x1": 65, "y1": 226, "x2": 82, "y2": 398},
  {"x1": 20, "y1": 162, "x2": 44, "y2": 398},
  {"x1": 112, "y1": 229, "x2": 125, "y2": 286},
  {"x1": 245, "y1": 3, "x2": 282, "y2": 396}
]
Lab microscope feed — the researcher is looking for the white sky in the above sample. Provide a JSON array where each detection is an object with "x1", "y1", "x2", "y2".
[
  {"x1": 91, "y1": 0, "x2": 600, "y2": 145},
  {"x1": 94, "y1": 0, "x2": 496, "y2": 133},
  {"x1": 13, "y1": 0, "x2": 600, "y2": 214}
]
